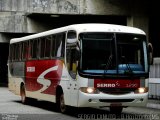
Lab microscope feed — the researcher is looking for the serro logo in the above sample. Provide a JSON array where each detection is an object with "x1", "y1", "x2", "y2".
[{"x1": 97, "y1": 83, "x2": 116, "y2": 88}]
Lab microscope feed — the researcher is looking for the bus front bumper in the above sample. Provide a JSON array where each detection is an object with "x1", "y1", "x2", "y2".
[{"x1": 78, "y1": 91, "x2": 148, "y2": 108}]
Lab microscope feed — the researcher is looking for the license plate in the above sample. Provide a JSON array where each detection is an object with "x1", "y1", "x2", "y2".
[{"x1": 110, "y1": 103, "x2": 122, "y2": 107}]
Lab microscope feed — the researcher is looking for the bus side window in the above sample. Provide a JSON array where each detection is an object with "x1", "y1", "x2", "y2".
[
  {"x1": 39, "y1": 36, "x2": 52, "y2": 59},
  {"x1": 22, "y1": 42, "x2": 27, "y2": 60},
  {"x1": 66, "y1": 46, "x2": 79, "y2": 79},
  {"x1": 15, "y1": 44, "x2": 18, "y2": 60},
  {"x1": 40, "y1": 37, "x2": 45, "y2": 58},
  {"x1": 10, "y1": 43, "x2": 24, "y2": 61},
  {"x1": 30, "y1": 39, "x2": 39, "y2": 59},
  {"x1": 55, "y1": 33, "x2": 65, "y2": 58},
  {"x1": 45, "y1": 36, "x2": 52, "y2": 58},
  {"x1": 51, "y1": 35, "x2": 56, "y2": 57},
  {"x1": 14, "y1": 44, "x2": 17, "y2": 60},
  {"x1": 19, "y1": 43, "x2": 22, "y2": 61},
  {"x1": 9, "y1": 44, "x2": 13, "y2": 61},
  {"x1": 24, "y1": 41, "x2": 30, "y2": 60},
  {"x1": 15, "y1": 43, "x2": 20, "y2": 61},
  {"x1": 61, "y1": 33, "x2": 65, "y2": 57},
  {"x1": 21, "y1": 42, "x2": 24, "y2": 60},
  {"x1": 66, "y1": 31, "x2": 78, "y2": 79},
  {"x1": 30, "y1": 40, "x2": 33, "y2": 59}
]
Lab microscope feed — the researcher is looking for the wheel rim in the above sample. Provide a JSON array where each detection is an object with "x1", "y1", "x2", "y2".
[{"x1": 60, "y1": 94, "x2": 66, "y2": 113}]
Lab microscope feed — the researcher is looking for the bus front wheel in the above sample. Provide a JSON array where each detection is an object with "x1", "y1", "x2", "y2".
[{"x1": 56, "y1": 93, "x2": 67, "y2": 113}]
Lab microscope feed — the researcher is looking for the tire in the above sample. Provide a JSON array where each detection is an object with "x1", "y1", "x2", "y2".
[
  {"x1": 57, "y1": 93, "x2": 67, "y2": 113},
  {"x1": 20, "y1": 85, "x2": 29, "y2": 104}
]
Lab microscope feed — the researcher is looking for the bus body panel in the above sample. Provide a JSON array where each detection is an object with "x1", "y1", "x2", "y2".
[
  {"x1": 25, "y1": 60, "x2": 73, "y2": 104},
  {"x1": 8, "y1": 59, "x2": 76, "y2": 105},
  {"x1": 8, "y1": 61, "x2": 25, "y2": 95},
  {"x1": 8, "y1": 77, "x2": 23, "y2": 95},
  {"x1": 25, "y1": 59, "x2": 63, "y2": 95},
  {"x1": 78, "y1": 91, "x2": 148, "y2": 107},
  {"x1": 24, "y1": 59, "x2": 64, "y2": 102},
  {"x1": 77, "y1": 75, "x2": 148, "y2": 108}
]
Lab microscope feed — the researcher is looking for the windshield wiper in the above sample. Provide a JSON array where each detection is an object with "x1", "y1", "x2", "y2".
[
  {"x1": 121, "y1": 56, "x2": 133, "y2": 75},
  {"x1": 104, "y1": 55, "x2": 113, "y2": 74}
]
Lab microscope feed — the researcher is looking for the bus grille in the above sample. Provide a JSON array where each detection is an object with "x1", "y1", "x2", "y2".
[
  {"x1": 99, "y1": 99, "x2": 134, "y2": 102},
  {"x1": 98, "y1": 88, "x2": 136, "y2": 95}
]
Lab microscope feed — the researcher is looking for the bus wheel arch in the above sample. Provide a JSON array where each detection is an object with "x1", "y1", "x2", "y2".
[{"x1": 56, "y1": 85, "x2": 67, "y2": 113}]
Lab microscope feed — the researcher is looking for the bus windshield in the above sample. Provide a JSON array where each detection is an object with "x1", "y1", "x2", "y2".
[{"x1": 79, "y1": 32, "x2": 148, "y2": 78}]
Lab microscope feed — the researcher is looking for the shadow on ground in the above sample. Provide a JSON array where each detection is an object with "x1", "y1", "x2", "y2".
[{"x1": 14, "y1": 99, "x2": 139, "y2": 119}]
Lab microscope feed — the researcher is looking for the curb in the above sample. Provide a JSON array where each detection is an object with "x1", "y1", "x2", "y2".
[
  {"x1": 147, "y1": 99, "x2": 160, "y2": 109},
  {"x1": 147, "y1": 103, "x2": 160, "y2": 109}
]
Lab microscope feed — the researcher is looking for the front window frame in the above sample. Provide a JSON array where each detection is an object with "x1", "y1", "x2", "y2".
[{"x1": 78, "y1": 32, "x2": 149, "y2": 78}]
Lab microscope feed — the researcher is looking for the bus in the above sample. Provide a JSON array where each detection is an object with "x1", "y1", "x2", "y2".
[{"x1": 8, "y1": 23, "x2": 150, "y2": 113}]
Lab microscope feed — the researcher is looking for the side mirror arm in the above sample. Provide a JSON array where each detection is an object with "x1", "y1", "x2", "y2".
[{"x1": 148, "y1": 43, "x2": 153, "y2": 65}]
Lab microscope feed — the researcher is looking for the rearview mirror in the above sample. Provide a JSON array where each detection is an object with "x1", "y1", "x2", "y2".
[
  {"x1": 75, "y1": 47, "x2": 80, "y2": 60},
  {"x1": 148, "y1": 43, "x2": 153, "y2": 65}
]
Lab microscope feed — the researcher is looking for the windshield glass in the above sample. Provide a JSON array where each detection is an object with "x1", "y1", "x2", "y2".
[
  {"x1": 79, "y1": 33, "x2": 148, "y2": 78},
  {"x1": 117, "y1": 34, "x2": 148, "y2": 75}
]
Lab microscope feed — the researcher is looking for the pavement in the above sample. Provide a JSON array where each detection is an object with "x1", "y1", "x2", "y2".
[{"x1": 147, "y1": 99, "x2": 160, "y2": 109}]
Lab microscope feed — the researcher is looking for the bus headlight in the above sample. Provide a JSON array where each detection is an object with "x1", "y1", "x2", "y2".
[
  {"x1": 135, "y1": 87, "x2": 148, "y2": 94},
  {"x1": 80, "y1": 87, "x2": 99, "y2": 94}
]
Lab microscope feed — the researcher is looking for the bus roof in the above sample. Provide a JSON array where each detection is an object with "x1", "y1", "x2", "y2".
[{"x1": 10, "y1": 23, "x2": 146, "y2": 44}]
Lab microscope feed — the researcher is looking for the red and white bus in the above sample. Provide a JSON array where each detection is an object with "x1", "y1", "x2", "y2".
[{"x1": 8, "y1": 23, "x2": 149, "y2": 113}]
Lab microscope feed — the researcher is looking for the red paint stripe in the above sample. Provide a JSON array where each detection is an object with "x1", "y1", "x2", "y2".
[
  {"x1": 25, "y1": 59, "x2": 63, "y2": 95},
  {"x1": 94, "y1": 79, "x2": 140, "y2": 88}
]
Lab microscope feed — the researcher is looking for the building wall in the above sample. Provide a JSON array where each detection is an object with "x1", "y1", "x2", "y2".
[
  {"x1": 0, "y1": 0, "x2": 150, "y2": 83},
  {"x1": 0, "y1": 0, "x2": 149, "y2": 37},
  {"x1": 0, "y1": 0, "x2": 129, "y2": 15},
  {"x1": 0, "y1": 0, "x2": 79, "y2": 14}
]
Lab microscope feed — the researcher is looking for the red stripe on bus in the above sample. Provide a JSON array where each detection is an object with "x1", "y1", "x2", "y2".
[
  {"x1": 25, "y1": 59, "x2": 63, "y2": 95},
  {"x1": 94, "y1": 79, "x2": 140, "y2": 88}
]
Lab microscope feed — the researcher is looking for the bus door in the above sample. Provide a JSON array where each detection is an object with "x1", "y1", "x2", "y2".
[{"x1": 66, "y1": 31, "x2": 79, "y2": 106}]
